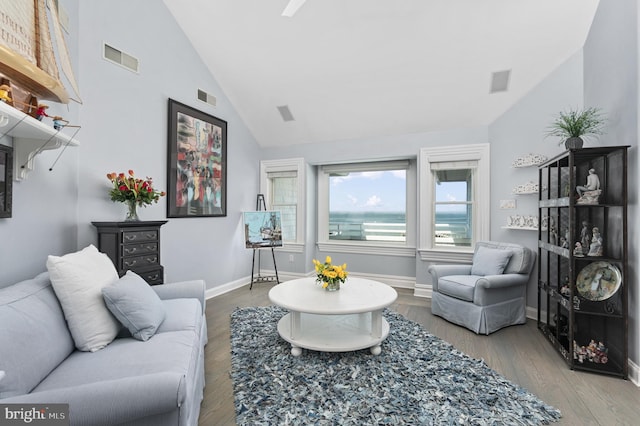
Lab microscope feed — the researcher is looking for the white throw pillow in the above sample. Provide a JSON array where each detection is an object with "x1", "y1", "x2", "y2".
[{"x1": 46, "y1": 245, "x2": 121, "y2": 352}]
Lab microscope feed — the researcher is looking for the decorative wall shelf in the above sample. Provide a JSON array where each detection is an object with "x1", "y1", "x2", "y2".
[
  {"x1": 0, "y1": 101, "x2": 80, "y2": 181},
  {"x1": 503, "y1": 214, "x2": 539, "y2": 230},
  {"x1": 512, "y1": 181, "x2": 547, "y2": 195},
  {"x1": 511, "y1": 153, "x2": 548, "y2": 168}
]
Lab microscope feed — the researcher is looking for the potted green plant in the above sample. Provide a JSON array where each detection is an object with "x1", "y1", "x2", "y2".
[{"x1": 546, "y1": 107, "x2": 606, "y2": 149}]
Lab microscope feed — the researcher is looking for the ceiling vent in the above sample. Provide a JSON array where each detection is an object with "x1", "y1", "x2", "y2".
[
  {"x1": 198, "y1": 89, "x2": 217, "y2": 107},
  {"x1": 103, "y1": 43, "x2": 139, "y2": 73},
  {"x1": 490, "y1": 69, "x2": 511, "y2": 93},
  {"x1": 277, "y1": 105, "x2": 295, "y2": 122}
]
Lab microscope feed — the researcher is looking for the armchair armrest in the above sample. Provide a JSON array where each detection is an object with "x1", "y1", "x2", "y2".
[
  {"x1": 473, "y1": 274, "x2": 529, "y2": 305},
  {"x1": 428, "y1": 264, "x2": 472, "y2": 292},
  {"x1": 152, "y1": 279, "x2": 206, "y2": 312}
]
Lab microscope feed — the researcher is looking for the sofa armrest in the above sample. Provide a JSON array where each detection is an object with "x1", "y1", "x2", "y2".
[
  {"x1": 1, "y1": 372, "x2": 185, "y2": 424},
  {"x1": 152, "y1": 279, "x2": 206, "y2": 312},
  {"x1": 427, "y1": 264, "x2": 472, "y2": 292}
]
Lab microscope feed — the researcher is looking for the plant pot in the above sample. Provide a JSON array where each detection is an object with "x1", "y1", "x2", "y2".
[{"x1": 565, "y1": 137, "x2": 584, "y2": 150}]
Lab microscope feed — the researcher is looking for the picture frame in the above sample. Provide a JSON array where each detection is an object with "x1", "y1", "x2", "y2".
[
  {"x1": 167, "y1": 99, "x2": 227, "y2": 217},
  {"x1": 243, "y1": 211, "x2": 283, "y2": 248},
  {"x1": 0, "y1": 144, "x2": 12, "y2": 219}
]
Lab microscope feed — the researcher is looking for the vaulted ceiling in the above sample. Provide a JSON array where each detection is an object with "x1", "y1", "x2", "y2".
[{"x1": 164, "y1": 0, "x2": 600, "y2": 148}]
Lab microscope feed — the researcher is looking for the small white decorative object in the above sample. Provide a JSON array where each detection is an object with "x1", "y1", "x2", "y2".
[
  {"x1": 511, "y1": 153, "x2": 548, "y2": 168},
  {"x1": 505, "y1": 214, "x2": 539, "y2": 230},
  {"x1": 512, "y1": 181, "x2": 547, "y2": 195},
  {"x1": 500, "y1": 199, "x2": 516, "y2": 209}
]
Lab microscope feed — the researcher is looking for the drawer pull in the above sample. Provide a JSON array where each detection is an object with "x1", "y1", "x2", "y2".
[
  {"x1": 147, "y1": 274, "x2": 159, "y2": 281},
  {"x1": 124, "y1": 234, "x2": 138, "y2": 241},
  {"x1": 124, "y1": 260, "x2": 138, "y2": 267},
  {"x1": 124, "y1": 247, "x2": 137, "y2": 254},
  {"x1": 145, "y1": 257, "x2": 158, "y2": 264}
]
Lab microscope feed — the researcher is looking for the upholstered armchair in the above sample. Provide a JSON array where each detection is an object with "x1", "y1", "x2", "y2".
[{"x1": 428, "y1": 241, "x2": 535, "y2": 335}]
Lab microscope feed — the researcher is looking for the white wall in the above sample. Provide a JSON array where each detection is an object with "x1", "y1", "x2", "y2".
[
  {"x1": 489, "y1": 51, "x2": 585, "y2": 307},
  {"x1": 582, "y1": 0, "x2": 639, "y2": 375},
  {"x1": 75, "y1": 1, "x2": 262, "y2": 288}
]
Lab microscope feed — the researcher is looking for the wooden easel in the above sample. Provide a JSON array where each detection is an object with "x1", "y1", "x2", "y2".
[{"x1": 250, "y1": 194, "x2": 280, "y2": 289}]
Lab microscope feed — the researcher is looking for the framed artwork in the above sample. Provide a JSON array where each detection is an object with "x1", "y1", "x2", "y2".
[
  {"x1": 243, "y1": 211, "x2": 283, "y2": 248},
  {"x1": 167, "y1": 99, "x2": 227, "y2": 217},
  {"x1": 0, "y1": 144, "x2": 12, "y2": 219}
]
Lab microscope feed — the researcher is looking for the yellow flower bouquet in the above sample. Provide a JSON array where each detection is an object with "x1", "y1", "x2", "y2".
[{"x1": 313, "y1": 256, "x2": 348, "y2": 291}]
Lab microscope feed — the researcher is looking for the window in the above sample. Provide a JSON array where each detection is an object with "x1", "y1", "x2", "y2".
[
  {"x1": 260, "y1": 158, "x2": 305, "y2": 250},
  {"x1": 269, "y1": 172, "x2": 297, "y2": 241},
  {"x1": 432, "y1": 163, "x2": 475, "y2": 248},
  {"x1": 418, "y1": 144, "x2": 489, "y2": 262},
  {"x1": 318, "y1": 160, "x2": 416, "y2": 257}
]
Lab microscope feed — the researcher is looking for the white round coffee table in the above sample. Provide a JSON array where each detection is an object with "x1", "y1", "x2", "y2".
[{"x1": 268, "y1": 277, "x2": 398, "y2": 356}]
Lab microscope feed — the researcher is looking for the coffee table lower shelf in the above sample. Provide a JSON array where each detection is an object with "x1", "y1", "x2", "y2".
[{"x1": 276, "y1": 311, "x2": 390, "y2": 356}]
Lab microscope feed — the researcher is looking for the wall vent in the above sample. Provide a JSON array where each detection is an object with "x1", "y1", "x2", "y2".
[
  {"x1": 277, "y1": 105, "x2": 295, "y2": 122},
  {"x1": 103, "y1": 43, "x2": 139, "y2": 73},
  {"x1": 197, "y1": 89, "x2": 217, "y2": 107},
  {"x1": 490, "y1": 69, "x2": 511, "y2": 93}
]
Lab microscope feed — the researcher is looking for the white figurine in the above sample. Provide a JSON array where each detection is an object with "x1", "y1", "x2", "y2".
[
  {"x1": 587, "y1": 227, "x2": 603, "y2": 256},
  {"x1": 576, "y1": 168, "x2": 600, "y2": 198}
]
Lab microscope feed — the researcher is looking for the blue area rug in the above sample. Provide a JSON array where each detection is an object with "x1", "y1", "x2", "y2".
[{"x1": 230, "y1": 306, "x2": 561, "y2": 425}]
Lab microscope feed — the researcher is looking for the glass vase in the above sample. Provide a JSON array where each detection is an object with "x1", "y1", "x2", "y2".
[
  {"x1": 325, "y1": 281, "x2": 340, "y2": 292},
  {"x1": 125, "y1": 200, "x2": 139, "y2": 222}
]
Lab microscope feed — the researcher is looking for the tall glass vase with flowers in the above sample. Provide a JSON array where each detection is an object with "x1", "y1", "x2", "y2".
[
  {"x1": 107, "y1": 170, "x2": 165, "y2": 221},
  {"x1": 313, "y1": 256, "x2": 348, "y2": 291}
]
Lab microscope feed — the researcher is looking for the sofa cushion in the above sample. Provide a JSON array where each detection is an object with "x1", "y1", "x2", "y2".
[
  {"x1": 102, "y1": 271, "x2": 166, "y2": 341},
  {"x1": 437, "y1": 275, "x2": 482, "y2": 302},
  {"x1": 0, "y1": 272, "x2": 75, "y2": 398},
  {"x1": 46, "y1": 245, "x2": 121, "y2": 352},
  {"x1": 470, "y1": 245, "x2": 513, "y2": 276}
]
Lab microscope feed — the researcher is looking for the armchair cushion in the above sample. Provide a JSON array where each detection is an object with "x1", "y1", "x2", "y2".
[
  {"x1": 437, "y1": 275, "x2": 482, "y2": 302},
  {"x1": 470, "y1": 245, "x2": 513, "y2": 276}
]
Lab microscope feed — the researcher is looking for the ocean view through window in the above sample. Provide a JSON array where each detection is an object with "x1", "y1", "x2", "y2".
[{"x1": 329, "y1": 168, "x2": 407, "y2": 242}]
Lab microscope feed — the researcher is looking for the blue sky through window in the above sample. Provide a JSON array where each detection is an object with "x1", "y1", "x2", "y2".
[{"x1": 330, "y1": 171, "x2": 406, "y2": 212}]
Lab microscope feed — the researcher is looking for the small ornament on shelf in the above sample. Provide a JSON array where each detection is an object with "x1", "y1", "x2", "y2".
[
  {"x1": 587, "y1": 227, "x2": 603, "y2": 257},
  {"x1": 511, "y1": 153, "x2": 548, "y2": 168},
  {"x1": 576, "y1": 168, "x2": 602, "y2": 205},
  {"x1": 573, "y1": 339, "x2": 608, "y2": 364},
  {"x1": 512, "y1": 181, "x2": 546, "y2": 195}
]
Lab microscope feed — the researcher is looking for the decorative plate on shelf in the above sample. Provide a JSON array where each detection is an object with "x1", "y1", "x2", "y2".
[{"x1": 575, "y1": 261, "x2": 622, "y2": 301}]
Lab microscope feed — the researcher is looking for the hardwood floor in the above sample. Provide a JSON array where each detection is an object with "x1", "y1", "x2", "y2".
[{"x1": 198, "y1": 284, "x2": 639, "y2": 425}]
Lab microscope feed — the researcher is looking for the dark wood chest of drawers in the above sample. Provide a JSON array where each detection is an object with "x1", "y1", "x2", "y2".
[{"x1": 92, "y1": 221, "x2": 168, "y2": 285}]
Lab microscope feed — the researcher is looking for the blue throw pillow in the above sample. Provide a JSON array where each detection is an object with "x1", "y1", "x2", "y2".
[
  {"x1": 102, "y1": 271, "x2": 165, "y2": 341},
  {"x1": 470, "y1": 246, "x2": 513, "y2": 276}
]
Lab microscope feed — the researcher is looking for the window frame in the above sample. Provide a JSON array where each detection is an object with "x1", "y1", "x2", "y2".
[
  {"x1": 317, "y1": 159, "x2": 416, "y2": 257},
  {"x1": 260, "y1": 158, "x2": 306, "y2": 252},
  {"x1": 418, "y1": 144, "x2": 490, "y2": 263}
]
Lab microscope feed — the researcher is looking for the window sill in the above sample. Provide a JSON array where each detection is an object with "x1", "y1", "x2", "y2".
[{"x1": 317, "y1": 241, "x2": 415, "y2": 257}]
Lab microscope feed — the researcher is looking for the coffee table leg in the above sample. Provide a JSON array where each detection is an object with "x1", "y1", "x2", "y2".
[
  {"x1": 289, "y1": 311, "x2": 302, "y2": 356},
  {"x1": 370, "y1": 310, "x2": 383, "y2": 355}
]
